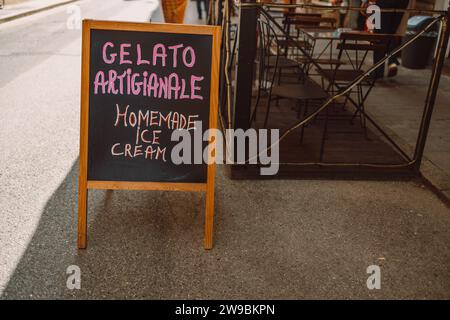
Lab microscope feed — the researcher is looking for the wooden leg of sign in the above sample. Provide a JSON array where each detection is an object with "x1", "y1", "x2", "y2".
[
  {"x1": 204, "y1": 167, "x2": 216, "y2": 250},
  {"x1": 77, "y1": 184, "x2": 88, "y2": 249},
  {"x1": 204, "y1": 187, "x2": 215, "y2": 249}
]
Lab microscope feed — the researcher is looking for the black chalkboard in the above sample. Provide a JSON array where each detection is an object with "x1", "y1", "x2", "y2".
[
  {"x1": 87, "y1": 28, "x2": 213, "y2": 183},
  {"x1": 78, "y1": 21, "x2": 221, "y2": 249}
]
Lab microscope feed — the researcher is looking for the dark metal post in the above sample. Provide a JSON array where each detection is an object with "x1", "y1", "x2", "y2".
[
  {"x1": 232, "y1": 0, "x2": 258, "y2": 131},
  {"x1": 217, "y1": 0, "x2": 224, "y2": 27},
  {"x1": 413, "y1": 7, "x2": 450, "y2": 172},
  {"x1": 218, "y1": 5, "x2": 228, "y2": 123}
]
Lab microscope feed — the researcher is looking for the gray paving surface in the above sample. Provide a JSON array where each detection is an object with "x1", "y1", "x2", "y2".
[
  {"x1": 368, "y1": 69, "x2": 450, "y2": 197},
  {"x1": 0, "y1": 0, "x2": 450, "y2": 299},
  {"x1": 0, "y1": 0, "x2": 78, "y2": 23},
  {"x1": 2, "y1": 164, "x2": 450, "y2": 299}
]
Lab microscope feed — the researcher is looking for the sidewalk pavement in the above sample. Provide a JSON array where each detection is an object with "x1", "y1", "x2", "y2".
[
  {"x1": 0, "y1": 0, "x2": 78, "y2": 23},
  {"x1": 367, "y1": 66, "x2": 450, "y2": 205},
  {"x1": 1, "y1": 0, "x2": 448, "y2": 203},
  {"x1": 0, "y1": 0, "x2": 207, "y2": 25},
  {"x1": 0, "y1": 0, "x2": 449, "y2": 299}
]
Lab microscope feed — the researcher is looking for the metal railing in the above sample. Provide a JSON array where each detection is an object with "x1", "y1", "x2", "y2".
[{"x1": 218, "y1": 1, "x2": 450, "y2": 173}]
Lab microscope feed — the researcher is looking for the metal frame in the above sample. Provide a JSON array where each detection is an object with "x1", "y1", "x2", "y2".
[{"x1": 227, "y1": 2, "x2": 450, "y2": 177}]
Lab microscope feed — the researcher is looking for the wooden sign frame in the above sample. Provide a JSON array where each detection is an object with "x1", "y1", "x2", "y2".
[{"x1": 78, "y1": 20, "x2": 221, "y2": 250}]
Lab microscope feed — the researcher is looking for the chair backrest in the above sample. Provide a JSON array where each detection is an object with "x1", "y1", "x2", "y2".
[
  {"x1": 257, "y1": 17, "x2": 282, "y2": 90},
  {"x1": 283, "y1": 13, "x2": 323, "y2": 25},
  {"x1": 257, "y1": 15, "x2": 307, "y2": 84},
  {"x1": 283, "y1": 13, "x2": 324, "y2": 35},
  {"x1": 285, "y1": 15, "x2": 336, "y2": 31}
]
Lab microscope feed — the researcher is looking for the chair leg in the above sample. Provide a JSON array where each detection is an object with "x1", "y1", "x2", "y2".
[
  {"x1": 360, "y1": 80, "x2": 377, "y2": 139},
  {"x1": 362, "y1": 106, "x2": 368, "y2": 139},
  {"x1": 264, "y1": 95, "x2": 273, "y2": 128},
  {"x1": 296, "y1": 100, "x2": 302, "y2": 119},
  {"x1": 358, "y1": 86, "x2": 364, "y2": 129},
  {"x1": 347, "y1": 85, "x2": 370, "y2": 139},
  {"x1": 278, "y1": 67, "x2": 283, "y2": 85},
  {"x1": 342, "y1": 95, "x2": 349, "y2": 111},
  {"x1": 275, "y1": 68, "x2": 282, "y2": 107},
  {"x1": 300, "y1": 100, "x2": 309, "y2": 144},
  {"x1": 359, "y1": 85, "x2": 371, "y2": 139},
  {"x1": 349, "y1": 85, "x2": 362, "y2": 125},
  {"x1": 319, "y1": 107, "x2": 329, "y2": 162}
]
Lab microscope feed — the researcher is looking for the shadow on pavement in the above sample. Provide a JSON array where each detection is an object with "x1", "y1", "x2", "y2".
[{"x1": 0, "y1": 158, "x2": 218, "y2": 299}]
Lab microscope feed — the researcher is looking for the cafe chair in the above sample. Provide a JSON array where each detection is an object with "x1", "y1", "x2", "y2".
[
  {"x1": 254, "y1": 17, "x2": 302, "y2": 94},
  {"x1": 279, "y1": 13, "x2": 336, "y2": 56},
  {"x1": 252, "y1": 17, "x2": 329, "y2": 142},
  {"x1": 316, "y1": 32, "x2": 402, "y2": 160}
]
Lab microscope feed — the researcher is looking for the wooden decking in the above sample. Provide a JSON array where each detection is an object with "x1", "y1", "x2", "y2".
[{"x1": 229, "y1": 95, "x2": 416, "y2": 180}]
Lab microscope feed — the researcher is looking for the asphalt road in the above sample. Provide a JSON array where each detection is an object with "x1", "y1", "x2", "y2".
[{"x1": 0, "y1": 0, "x2": 450, "y2": 299}]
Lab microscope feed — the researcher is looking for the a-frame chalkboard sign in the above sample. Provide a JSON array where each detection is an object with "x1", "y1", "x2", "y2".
[{"x1": 78, "y1": 20, "x2": 221, "y2": 249}]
